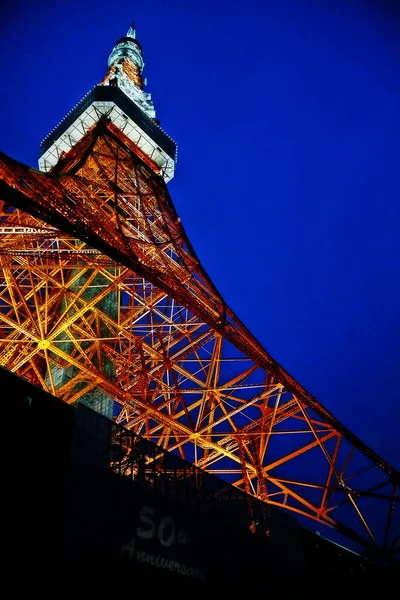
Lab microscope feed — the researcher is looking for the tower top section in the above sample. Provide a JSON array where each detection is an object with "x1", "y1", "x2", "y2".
[
  {"x1": 108, "y1": 22, "x2": 144, "y2": 73},
  {"x1": 39, "y1": 22, "x2": 177, "y2": 182}
]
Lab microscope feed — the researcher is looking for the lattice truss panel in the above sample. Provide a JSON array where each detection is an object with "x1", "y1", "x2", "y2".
[{"x1": 0, "y1": 119, "x2": 398, "y2": 555}]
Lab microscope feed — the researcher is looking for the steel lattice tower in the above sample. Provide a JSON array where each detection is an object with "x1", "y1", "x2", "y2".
[{"x1": 0, "y1": 23, "x2": 399, "y2": 559}]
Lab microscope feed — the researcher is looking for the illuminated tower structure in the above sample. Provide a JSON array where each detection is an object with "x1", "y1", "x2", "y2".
[{"x1": 0, "y1": 23, "x2": 399, "y2": 558}]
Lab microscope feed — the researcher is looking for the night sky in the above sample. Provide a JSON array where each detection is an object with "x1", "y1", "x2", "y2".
[{"x1": 2, "y1": 0, "x2": 400, "y2": 473}]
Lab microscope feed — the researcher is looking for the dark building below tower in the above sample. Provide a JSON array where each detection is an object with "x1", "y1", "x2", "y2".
[{"x1": 1, "y1": 366, "x2": 397, "y2": 596}]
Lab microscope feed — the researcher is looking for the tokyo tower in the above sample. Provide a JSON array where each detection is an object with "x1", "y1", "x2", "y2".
[{"x1": 0, "y1": 22, "x2": 399, "y2": 558}]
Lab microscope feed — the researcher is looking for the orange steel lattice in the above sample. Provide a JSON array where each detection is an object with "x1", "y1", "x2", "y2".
[{"x1": 0, "y1": 28, "x2": 399, "y2": 560}]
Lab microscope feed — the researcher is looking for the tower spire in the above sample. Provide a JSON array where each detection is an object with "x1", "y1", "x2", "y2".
[{"x1": 126, "y1": 21, "x2": 136, "y2": 38}]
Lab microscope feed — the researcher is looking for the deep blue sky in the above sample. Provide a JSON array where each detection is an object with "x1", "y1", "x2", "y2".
[{"x1": 2, "y1": 0, "x2": 400, "y2": 470}]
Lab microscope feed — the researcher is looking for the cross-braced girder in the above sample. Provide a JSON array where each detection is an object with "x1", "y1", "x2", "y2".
[{"x1": 0, "y1": 120, "x2": 399, "y2": 558}]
